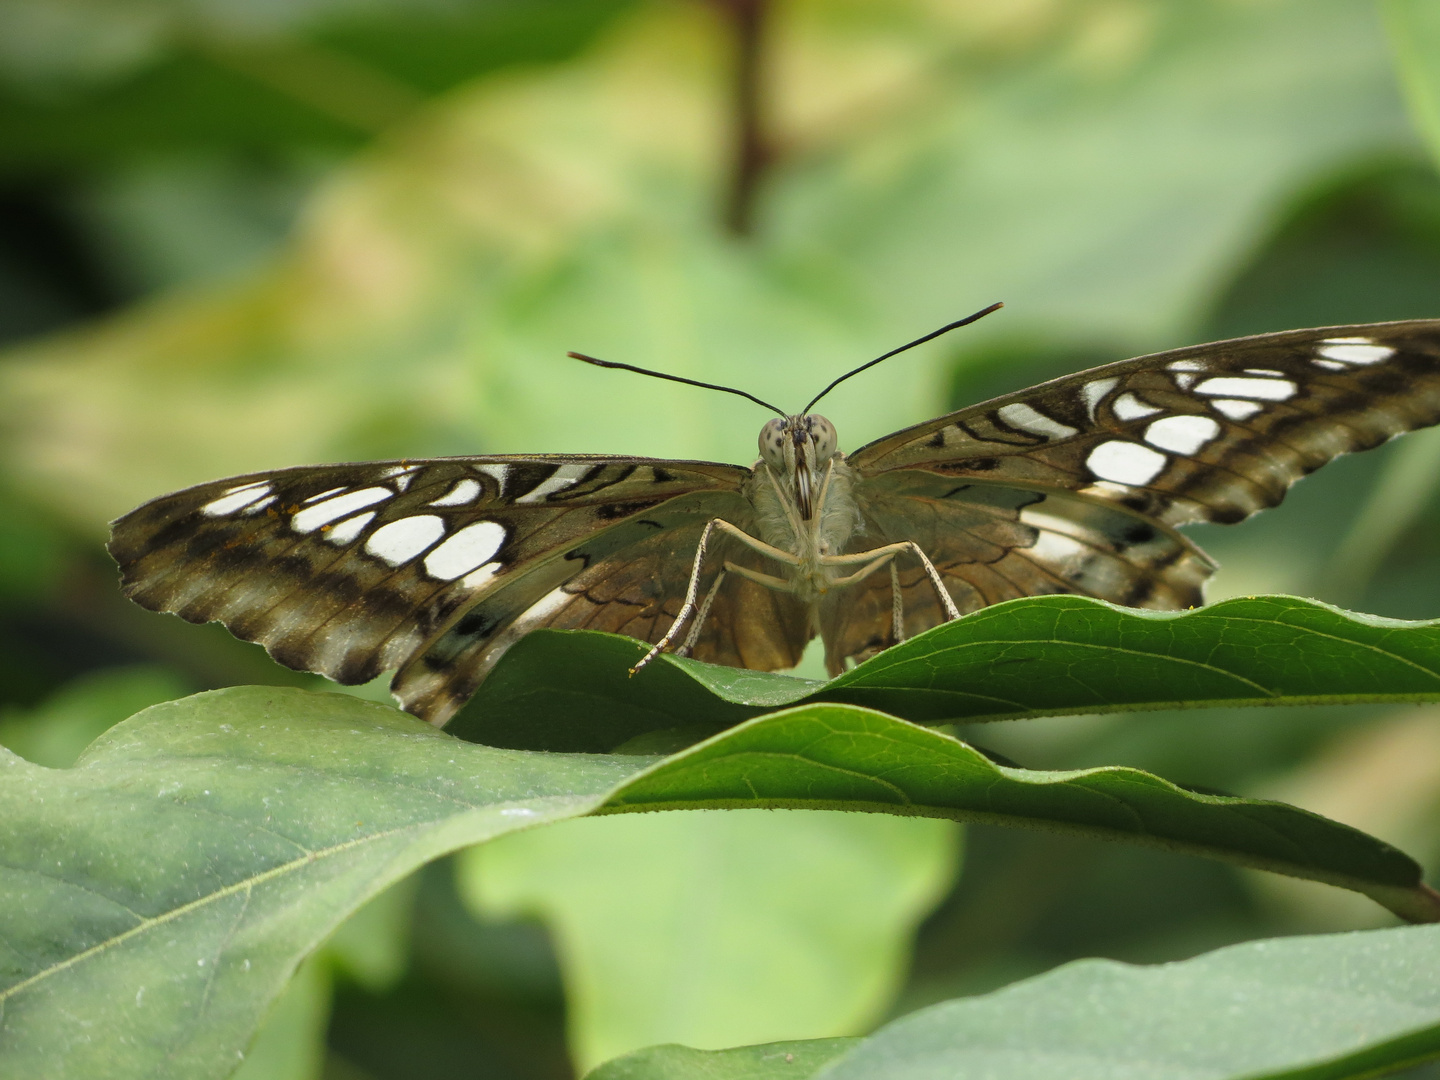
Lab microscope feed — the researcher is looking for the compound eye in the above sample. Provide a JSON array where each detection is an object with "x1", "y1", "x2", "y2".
[
  {"x1": 806, "y1": 414, "x2": 838, "y2": 459},
  {"x1": 759, "y1": 418, "x2": 787, "y2": 468}
]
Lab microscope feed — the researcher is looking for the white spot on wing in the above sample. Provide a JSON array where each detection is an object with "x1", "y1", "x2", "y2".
[
  {"x1": 1081, "y1": 377, "x2": 1119, "y2": 421},
  {"x1": 302, "y1": 487, "x2": 345, "y2": 504},
  {"x1": 241, "y1": 495, "x2": 278, "y2": 515},
  {"x1": 1112, "y1": 392, "x2": 1163, "y2": 421},
  {"x1": 365, "y1": 515, "x2": 447, "y2": 566},
  {"x1": 1173, "y1": 373, "x2": 1197, "y2": 390},
  {"x1": 475, "y1": 463, "x2": 510, "y2": 489},
  {"x1": 1210, "y1": 398, "x2": 1263, "y2": 421},
  {"x1": 516, "y1": 463, "x2": 592, "y2": 504},
  {"x1": 1167, "y1": 359, "x2": 1207, "y2": 372},
  {"x1": 1245, "y1": 368, "x2": 1284, "y2": 376},
  {"x1": 292, "y1": 487, "x2": 393, "y2": 533},
  {"x1": 1143, "y1": 415, "x2": 1221, "y2": 455},
  {"x1": 1312, "y1": 358, "x2": 1348, "y2": 372},
  {"x1": 380, "y1": 465, "x2": 420, "y2": 492},
  {"x1": 428, "y1": 478, "x2": 481, "y2": 507},
  {"x1": 1086, "y1": 441, "x2": 1167, "y2": 486},
  {"x1": 521, "y1": 587, "x2": 572, "y2": 623},
  {"x1": 324, "y1": 511, "x2": 374, "y2": 545},
  {"x1": 1317, "y1": 342, "x2": 1395, "y2": 365},
  {"x1": 996, "y1": 402, "x2": 1078, "y2": 440},
  {"x1": 1194, "y1": 376, "x2": 1297, "y2": 400},
  {"x1": 1027, "y1": 529, "x2": 1087, "y2": 566},
  {"x1": 461, "y1": 562, "x2": 502, "y2": 590},
  {"x1": 203, "y1": 483, "x2": 274, "y2": 517},
  {"x1": 424, "y1": 520, "x2": 508, "y2": 580}
]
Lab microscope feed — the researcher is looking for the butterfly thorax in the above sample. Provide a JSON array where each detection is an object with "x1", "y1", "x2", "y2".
[{"x1": 749, "y1": 413, "x2": 862, "y2": 601}]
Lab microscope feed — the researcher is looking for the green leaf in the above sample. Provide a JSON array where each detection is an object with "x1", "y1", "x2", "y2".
[
  {"x1": 819, "y1": 594, "x2": 1440, "y2": 722},
  {"x1": 459, "y1": 813, "x2": 957, "y2": 1069},
  {"x1": 605, "y1": 703, "x2": 1440, "y2": 924},
  {"x1": 591, "y1": 924, "x2": 1440, "y2": 1080},
  {"x1": 454, "y1": 595, "x2": 1440, "y2": 751},
  {"x1": 585, "y1": 1038, "x2": 860, "y2": 1080},
  {"x1": 1383, "y1": 0, "x2": 1440, "y2": 170},
  {"x1": 0, "y1": 686, "x2": 643, "y2": 1079},
  {"x1": 4, "y1": 683, "x2": 1433, "y2": 1078},
  {"x1": 0, "y1": 0, "x2": 632, "y2": 167},
  {"x1": 230, "y1": 954, "x2": 329, "y2": 1080},
  {"x1": 446, "y1": 629, "x2": 820, "y2": 752},
  {"x1": 822, "y1": 923, "x2": 1440, "y2": 1080},
  {"x1": 0, "y1": 665, "x2": 192, "y2": 768}
]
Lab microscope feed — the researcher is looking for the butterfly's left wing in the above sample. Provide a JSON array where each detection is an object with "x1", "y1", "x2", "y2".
[
  {"x1": 822, "y1": 320, "x2": 1440, "y2": 669},
  {"x1": 109, "y1": 455, "x2": 795, "y2": 725}
]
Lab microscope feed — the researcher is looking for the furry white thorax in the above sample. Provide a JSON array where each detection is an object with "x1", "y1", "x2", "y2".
[{"x1": 746, "y1": 413, "x2": 863, "y2": 602}]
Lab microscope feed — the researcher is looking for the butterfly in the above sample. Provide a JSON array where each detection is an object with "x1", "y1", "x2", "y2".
[{"x1": 108, "y1": 310, "x2": 1440, "y2": 727}]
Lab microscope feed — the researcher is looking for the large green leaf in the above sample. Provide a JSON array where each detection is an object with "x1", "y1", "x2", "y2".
[
  {"x1": 1, "y1": 684, "x2": 1434, "y2": 1078},
  {"x1": 452, "y1": 595, "x2": 1440, "y2": 751},
  {"x1": 0, "y1": 687, "x2": 640, "y2": 1078},
  {"x1": 590, "y1": 923, "x2": 1440, "y2": 1080},
  {"x1": 605, "y1": 703, "x2": 1440, "y2": 924}
]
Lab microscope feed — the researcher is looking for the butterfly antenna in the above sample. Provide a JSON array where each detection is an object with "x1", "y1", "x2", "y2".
[
  {"x1": 801, "y1": 302, "x2": 1004, "y2": 415},
  {"x1": 569, "y1": 352, "x2": 787, "y2": 417}
]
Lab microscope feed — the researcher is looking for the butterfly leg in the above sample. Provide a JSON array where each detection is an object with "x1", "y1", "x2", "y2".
[
  {"x1": 680, "y1": 560, "x2": 803, "y2": 658},
  {"x1": 631, "y1": 518, "x2": 800, "y2": 674},
  {"x1": 822, "y1": 542, "x2": 961, "y2": 621},
  {"x1": 890, "y1": 561, "x2": 904, "y2": 643},
  {"x1": 677, "y1": 569, "x2": 727, "y2": 656},
  {"x1": 817, "y1": 548, "x2": 909, "y2": 642}
]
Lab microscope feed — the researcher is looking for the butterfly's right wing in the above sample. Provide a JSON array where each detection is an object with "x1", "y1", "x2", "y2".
[{"x1": 109, "y1": 455, "x2": 780, "y2": 725}]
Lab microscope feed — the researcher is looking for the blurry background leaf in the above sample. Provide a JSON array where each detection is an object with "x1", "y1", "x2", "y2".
[
  {"x1": 234, "y1": 878, "x2": 421, "y2": 1080},
  {"x1": 460, "y1": 813, "x2": 958, "y2": 1071},
  {"x1": 0, "y1": 0, "x2": 633, "y2": 157},
  {"x1": 0, "y1": 663, "x2": 190, "y2": 767},
  {"x1": 0, "y1": 0, "x2": 1418, "y2": 521},
  {"x1": 1243, "y1": 708, "x2": 1440, "y2": 934},
  {"x1": 585, "y1": 1037, "x2": 859, "y2": 1080},
  {"x1": 232, "y1": 954, "x2": 332, "y2": 1080},
  {"x1": 1385, "y1": 0, "x2": 1440, "y2": 170}
]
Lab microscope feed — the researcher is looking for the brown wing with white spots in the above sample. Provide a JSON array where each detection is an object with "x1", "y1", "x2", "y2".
[
  {"x1": 849, "y1": 320, "x2": 1440, "y2": 526},
  {"x1": 388, "y1": 518, "x2": 813, "y2": 724},
  {"x1": 822, "y1": 475, "x2": 1212, "y2": 673},
  {"x1": 108, "y1": 456, "x2": 755, "y2": 724}
]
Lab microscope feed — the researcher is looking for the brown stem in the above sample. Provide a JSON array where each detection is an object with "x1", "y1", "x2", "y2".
[{"x1": 713, "y1": 0, "x2": 771, "y2": 236}]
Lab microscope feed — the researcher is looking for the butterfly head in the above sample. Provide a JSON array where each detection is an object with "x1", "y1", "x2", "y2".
[{"x1": 759, "y1": 414, "x2": 839, "y2": 520}]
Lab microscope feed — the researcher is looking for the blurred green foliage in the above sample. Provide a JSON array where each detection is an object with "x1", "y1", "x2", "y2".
[{"x1": 1, "y1": 0, "x2": 1439, "y2": 1077}]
